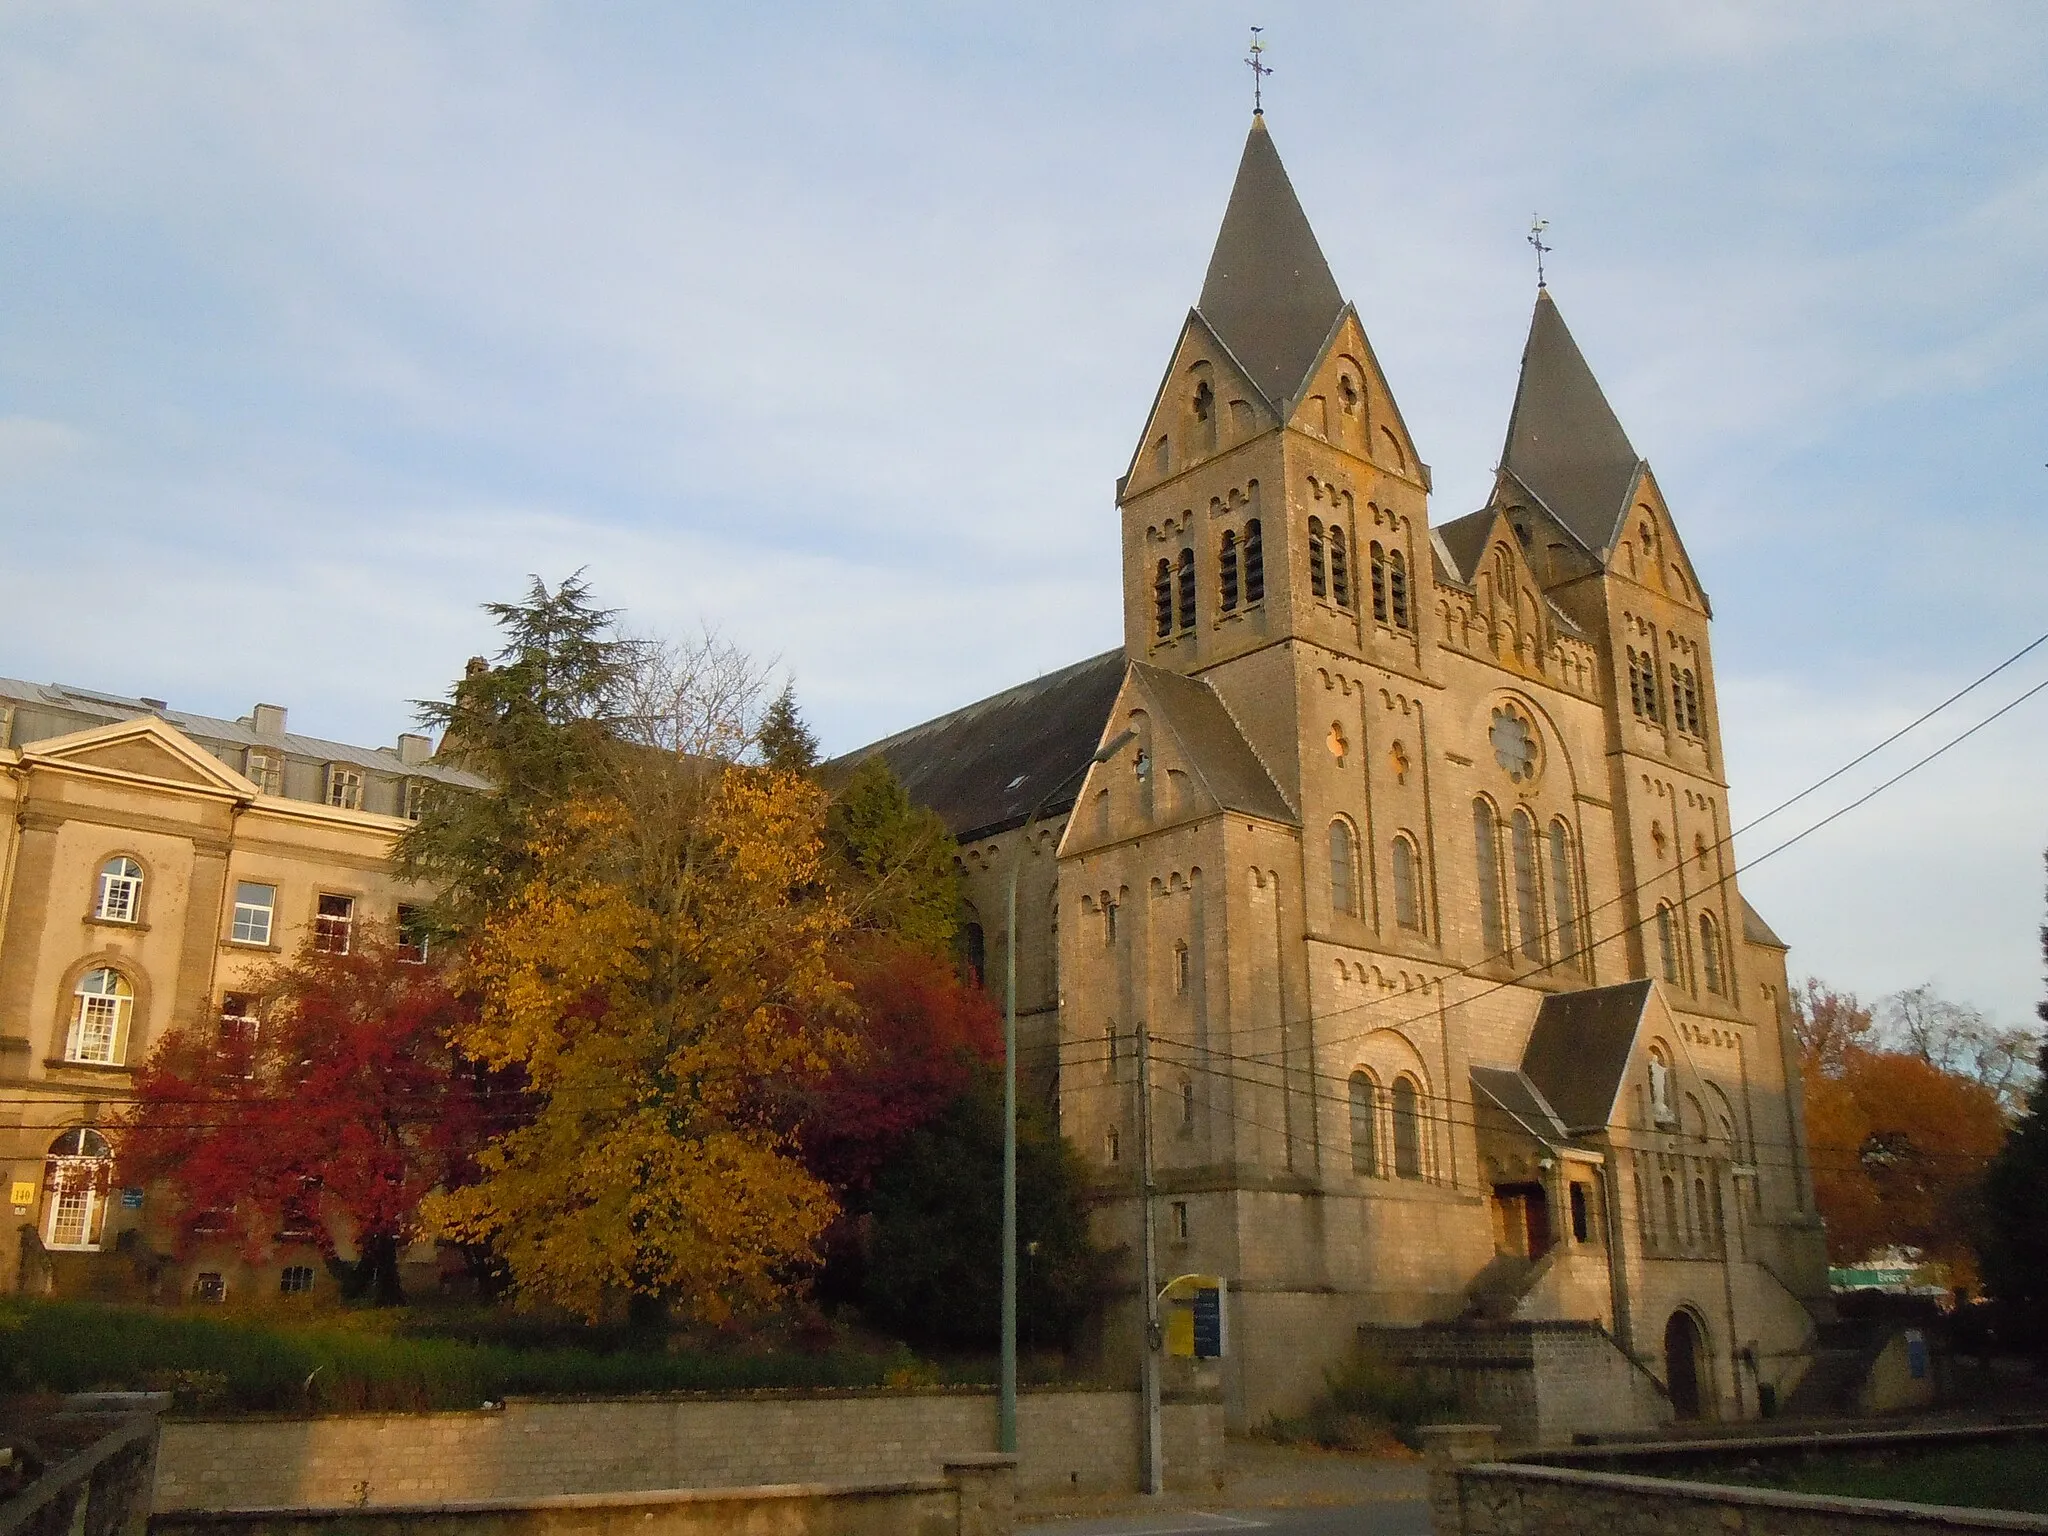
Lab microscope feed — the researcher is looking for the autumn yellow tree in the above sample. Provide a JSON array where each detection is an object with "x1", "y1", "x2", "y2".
[
  {"x1": 425, "y1": 759, "x2": 859, "y2": 1320},
  {"x1": 1798, "y1": 980, "x2": 2010, "y2": 1283}
]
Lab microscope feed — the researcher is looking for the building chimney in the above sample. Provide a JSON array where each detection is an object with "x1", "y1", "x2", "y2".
[
  {"x1": 252, "y1": 704, "x2": 288, "y2": 736},
  {"x1": 396, "y1": 733, "x2": 432, "y2": 767}
]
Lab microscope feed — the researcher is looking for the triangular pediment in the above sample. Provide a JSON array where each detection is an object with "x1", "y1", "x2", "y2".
[
  {"x1": 1614, "y1": 466, "x2": 1711, "y2": 616},
  {"x1": 1059, "y1": 662, "x2": 1295, "y2": 857},
  {"x1": 1120, "y1": 310, "x2": 1279, "y2": 500},
  {"x1": 1289, "y1": 308, "x2": 1424, "y2": 485},
  {"x1": 24, "y1": 716, "x2": 256, "y2": 796}
]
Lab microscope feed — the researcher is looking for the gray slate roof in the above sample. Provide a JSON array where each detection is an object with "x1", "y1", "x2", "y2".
[
  {"x1": 1196, "y1": 116, "x2": 1346, "y2": 411},
  {"x1": 0, "y1": 677, "x2": 487, "y2": 788},
  {"x1": 1471, "y1": 1064, "x2": 1572, "y2": 1144},
  {"x1": 1500, "y1": 289, "x2": 1644, "y2": 557},
  {"x1": 1519, "y1": 979, "x2": 1654, "y2": 1132},
  {"x1": 1130, "y1": 662, "x2": 1296, "y2": 825},
  {"x1": 1741, "y1": 896, "x2": 1788, "y2": 950},
  {"x1": 838, "y1": 651, "x2": 1126, "y2": 843},
  {"x1": 1432, "y1": 509, "x2": 1496, "y2": 586}
]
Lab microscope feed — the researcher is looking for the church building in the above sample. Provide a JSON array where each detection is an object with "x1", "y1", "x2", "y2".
[{"x1": 851, "y1": 113, "x2": 1830, "y2": 1436}]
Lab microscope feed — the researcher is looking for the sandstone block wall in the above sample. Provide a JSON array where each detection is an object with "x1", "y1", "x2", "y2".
[{"x1": 152, "y1": 1389, "x2": 1221, "y2": 1511}]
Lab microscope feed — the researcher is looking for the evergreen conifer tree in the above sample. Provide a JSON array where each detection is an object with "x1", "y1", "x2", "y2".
[{"x1": 758, "y1": 683, "x2": 821, "y2": 774}]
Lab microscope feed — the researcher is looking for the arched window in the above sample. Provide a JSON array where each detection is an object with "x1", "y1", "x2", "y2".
[
  {"x1": 1180, "y1": 1077, "x2": 1196, "y2": 1135},
  {"x1": 1349, "y1": 1071, "x2": 1380, "y2": 1175},
  {"x1": 1370, "y1": 542, "x2": 1389, "y2": 621},
  {"x1": 1328, "y1": 820, "x2": 1357, "y2": 915},
  {"x1": 1173, "y1": 940, "x2": 1190, "y2": 994},
  {"x1": 44, "y1": 1127, "x2": 113, "y2": 1251},
  {"x1": 1329, "y1": 525, "x2": 1352, "y2": 609},
  {"x1": 1655, "y1": 905, "x2": 1680, "y2": 983},
  {"x1": 1389, "y1": 550, "x2": 1410, "y2": 629},
  {"x1": 1391, "y1": 835, "x2": 1421, "y2": 932},
  {"x1": 1308, "y1": 517, "x2": 1327, "y2": 598},
  {"x1": 1662, "y1": 1175, "x2": 1680, "y2": 1244},
  {"x1": 1548, "y1": 820, "x2": 1579, "y2": 965},
  {"x1": 1218, "y1": 530, "x2": 1239, "y2": 612},
  {"x1": 1153, "y1": 559, "x2": 1173, "y2": 638},
  {"x1": 95, "y1": 857, "x2": 143, "y2": 923},
  {"x1": 1176, "y1": 548, "x2": 1196, "y2": 631},
  {"x1": 1392, "y1": 1078, "x2": 1424, "y2": 1180},
  {"x1": 1473, "y1": 799, "x2": 1504, "y2": 956},
  {"x1": 1511, "y1": 810, "x2": 1543, "y2": 963},
  {"x1": 66, "y1": 968, "x2": 133, "y2": 1066},
  {"x1": 1692, "y1": 1177, "x2": 1709, "y2": 1247},
  {"x1": 1243, "y1": 519, "x2": 1265, "y2": 603},
  {"x1": 1679, "y1": 669, "x2": 1703, "y2": 736},
  {"x1": 1699, "y1": 912, "x2": 1723, "y2": 994},
  {"x1": 1629, "y1": 649, "x2": 1661, "y2": 723}
]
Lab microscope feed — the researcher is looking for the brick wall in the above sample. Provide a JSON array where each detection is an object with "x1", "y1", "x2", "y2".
[{"x1": 152, "y1": 1389, "x2": 1222, "y2": 1511}]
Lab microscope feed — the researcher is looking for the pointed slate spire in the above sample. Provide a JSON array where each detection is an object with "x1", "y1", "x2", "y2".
[
  {"x1": 1500, "y1": 289, "x2": 1643, "y2": 555},
  {"x1": 1196, "y1": 116, "x2": 1346, "y2": 411}
]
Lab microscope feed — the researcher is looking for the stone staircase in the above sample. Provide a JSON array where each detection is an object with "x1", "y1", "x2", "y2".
[{"x1": 1779, "y1": 1320, "x2": 1884, "y2": 1417}]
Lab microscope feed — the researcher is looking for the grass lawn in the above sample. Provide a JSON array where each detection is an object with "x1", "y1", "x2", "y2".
[
  {"x1": 0, "y1": 1298, "x2": 1028, "y2": 1414},
  {"x1": 1731, "y1": 1443, "x2": 2048, "y2": 1515}
]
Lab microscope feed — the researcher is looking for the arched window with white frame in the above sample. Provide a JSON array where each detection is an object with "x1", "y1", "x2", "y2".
[
  {"x1": 95, "y1": 857, "x2": 143, "y2": 923},
  {"x1": 66, "y1": 968, "x2": 134, "y2": 1065},
  {"x1": 43, "y1": 1127, "x2": 113, "y2": 1250}
]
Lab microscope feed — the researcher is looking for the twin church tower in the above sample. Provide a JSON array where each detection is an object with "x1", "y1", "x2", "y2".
[{"x1": 855, "y1": 114, "x2": 1827, "y2": 1435}]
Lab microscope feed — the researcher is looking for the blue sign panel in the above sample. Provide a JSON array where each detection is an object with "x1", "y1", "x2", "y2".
[{"x1": 120, "y1": 1187, "x2": 144, "y2": 1210}]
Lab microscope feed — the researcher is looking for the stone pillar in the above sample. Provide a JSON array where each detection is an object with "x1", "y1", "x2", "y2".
[
  {"x1": 1419, "y1": 1423, "x2": 1499, "y2": 1536},
  {"x1": 944, "y1": 1452, "x2": 1017, "y2": 1536}
]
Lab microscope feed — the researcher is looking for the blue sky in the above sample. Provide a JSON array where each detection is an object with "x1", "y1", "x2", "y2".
[{"x1": 2, "y1": 3, "x2": 2045, "y2": 1028}]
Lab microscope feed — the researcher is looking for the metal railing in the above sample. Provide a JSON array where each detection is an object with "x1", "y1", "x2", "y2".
[{"x1": 1, "y1": 1398, "x2": 165, "y2": 1536}]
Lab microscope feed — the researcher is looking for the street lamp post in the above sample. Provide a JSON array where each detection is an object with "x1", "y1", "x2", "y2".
[{"x1": 1002, "y1": 727, "x2": 1136, "y2": 1455}]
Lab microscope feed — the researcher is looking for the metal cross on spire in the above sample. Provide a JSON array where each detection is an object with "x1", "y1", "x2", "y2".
[
  {"x1": 1245, "y1": 28, "x2": 1271, "y2": 114},
  {"x1": 1528, "y1": 215, "x2": 1552, "y2": 289}
]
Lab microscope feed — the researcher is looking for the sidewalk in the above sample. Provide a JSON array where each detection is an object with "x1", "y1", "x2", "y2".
[{"x1": 1020, "y1": 1438, "x2": 1429, "y2": 1524}]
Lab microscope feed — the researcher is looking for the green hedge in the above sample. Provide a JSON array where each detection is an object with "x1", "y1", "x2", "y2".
[{"x1": 0, "y1": 1301, "x2": 941, "y2": 1412}]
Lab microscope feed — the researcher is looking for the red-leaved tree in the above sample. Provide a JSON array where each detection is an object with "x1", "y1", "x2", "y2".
[
  {"x1": 796, "y1": 939, "x2": 1002, "y2": 1195},
  {"x1": 119, "y1": 932, "x2": 490, "y2": 1303}
]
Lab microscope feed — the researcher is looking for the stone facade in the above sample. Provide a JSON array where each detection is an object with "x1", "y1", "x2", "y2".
[
  {"x1": 151, "y1": 1390, "x2": 1222, "y2": 1511},
  {"x1": 0, "y1": 680, "x2": 484, "y2": 1296},
  {"x1": 857, "y1": 114, "x2": 1829, "y2": 1435}
]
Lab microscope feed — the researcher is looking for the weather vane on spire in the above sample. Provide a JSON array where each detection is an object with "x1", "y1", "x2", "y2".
[
  {"x1": 1245, "y1": 28, "x2": 1271, "y2": 115},
  {"x1": 1528, "y1": 215, "x2": 1552, "y2": 289}
]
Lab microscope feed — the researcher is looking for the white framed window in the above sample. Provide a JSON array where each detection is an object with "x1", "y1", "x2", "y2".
[
  {"x1": 325, "y1": 765, "x2": 363, "y2": 810},
  {"x1": 313, "y1": 894, "x2": 354, "y2": 954},
  {"x1": 219, "y1": 993, "x2": 259, "y2": 1076},
  {"x1": 231, "y1": 882, "x2": 276, "y2": 946},
  {"x1": 245, "y1": 749, "x2": 283, "y2": 795},
  {"x1": 280, "y1": 1265, "x2": 316, "y2": 1295},
  {"x1": 397, "y1": 904, "x2": 429, "y2": 965},
  {"x1": 65, "y1": 969, "x2": 133, "y2": 1065},
  {"x1": 43, "y1": 1128, "x2": 112, "y2": 1251},
  {"x1": 95, "y1": 857, "x2": 143, "y2": 923},
  {"x1": 402, "y1": 778, "x2": 428, "y2": 821}
]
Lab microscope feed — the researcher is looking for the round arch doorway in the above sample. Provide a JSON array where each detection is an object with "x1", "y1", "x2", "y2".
[{"x1": 1664, "y1": 1309, "x2": 1708, "y2": 1420}]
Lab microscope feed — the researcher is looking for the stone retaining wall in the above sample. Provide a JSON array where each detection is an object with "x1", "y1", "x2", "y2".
[
  {"x1": 153, "y1": 1389, "x2": 1221, "y2": 1511},
  {"x1": 151, "y1": 1455, "x2": 1015, "y2": 1536}
]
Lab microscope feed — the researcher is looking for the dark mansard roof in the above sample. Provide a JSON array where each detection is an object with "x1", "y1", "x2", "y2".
[
  {"x1": 835, "y1": 650, "x2": 1126, "y2": 843},
  {"x1": 1195, "y1": 115, "x2": 1348, "y2": 412}
]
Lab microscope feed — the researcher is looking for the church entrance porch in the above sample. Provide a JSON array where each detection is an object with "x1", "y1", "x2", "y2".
[{"x1": 1490, "y1": 1182, "x2": 1551, "y2": 1261}]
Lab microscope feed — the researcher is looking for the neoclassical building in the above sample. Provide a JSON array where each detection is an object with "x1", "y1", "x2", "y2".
[
  {"x1": 853, "y1": 114, "x2": 1828, "y2": 1434},
  {"x1": 0, "y1": 679, "x2": 483, "y2": 1297}
]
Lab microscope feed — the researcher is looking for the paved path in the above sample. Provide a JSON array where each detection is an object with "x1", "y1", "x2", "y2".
[{"x1": 1023, "y1": 1441, "x2": 1430, "y2": 1536}]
